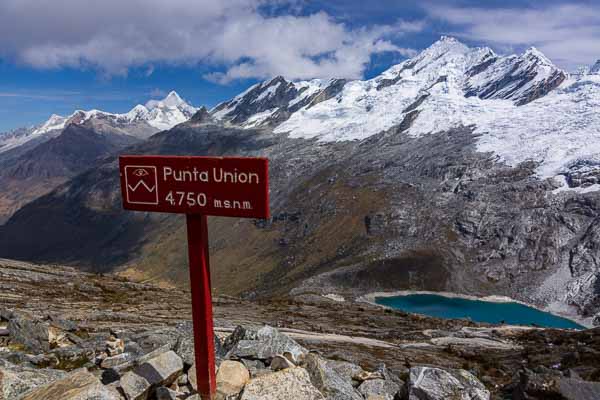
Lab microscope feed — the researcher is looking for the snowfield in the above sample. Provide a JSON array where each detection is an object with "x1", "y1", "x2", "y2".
[{"x1": 272, "y1": 37, "x2": 600, "y2": 183}]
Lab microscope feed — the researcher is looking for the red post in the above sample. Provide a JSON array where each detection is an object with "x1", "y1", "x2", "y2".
[{"x1": 186, "y1": 214, "x2": 216, "y2": 399}]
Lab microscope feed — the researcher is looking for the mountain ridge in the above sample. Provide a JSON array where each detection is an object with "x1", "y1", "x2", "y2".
[
  {"x1": 1, "y1": 36, "x2": 600, "y2": 327},
  {"x1": 0, "y1": 91, "x2": 197, "y2": 155}
]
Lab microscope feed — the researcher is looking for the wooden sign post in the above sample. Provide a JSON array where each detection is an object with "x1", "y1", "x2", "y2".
[{"x1": 119, "y1": 155, "x2": 269, "y2": 400}]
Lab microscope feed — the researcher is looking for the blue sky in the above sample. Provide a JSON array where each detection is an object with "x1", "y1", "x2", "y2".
[{"x1": 1, "y1": 0, "x2": 599, "y2": 131}]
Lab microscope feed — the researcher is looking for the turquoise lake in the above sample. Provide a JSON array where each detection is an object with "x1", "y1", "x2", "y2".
[{"x1": 375, "y1": 294, "x2": 585, "y2": 330}]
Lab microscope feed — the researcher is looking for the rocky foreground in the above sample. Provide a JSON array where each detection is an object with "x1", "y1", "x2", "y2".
[{"x1": 1, "y1": 259, "x2": 600, "y2": 400}]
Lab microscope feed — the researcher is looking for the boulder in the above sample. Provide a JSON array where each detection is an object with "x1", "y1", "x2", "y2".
[
  {"x1": 131, "y1": 328, "x2": 180, "y2": 354},
  {"x1": 358, "y1": 379, "x2": 401, "y2": 400},
  {"x1": 374, "y1": 363, "x2": 405, "y2": 388},
  {"x1": 134, "y1": 350, "x2": 183, "y2": 387},
  {"x1": 303, "y1": 353, "x2": 362, "y2": 400},
  {"x1": 108, "y1": 344, "x2": 172, "y2": 376},
  {"x1": 174, "y1": 322, "x2": 225, "y2": 366},
  {"x1": 8, "y1": 313, "x2": 50, "y2": 353},
  {"x1": 241, "y1": 359, "x2": 268, "y2": 378},
  {"x1": 515, "y1": 371, "x2": 600, "y2": 400},
  {"x1": 190, "y1": 361, "x2": 251, "y2": 395},
  {"x1": 271, "y1": 355, "x2": 296, "y2": 371},
  {"x1": 216, "y1": 360, "x2": 250, "y2": 398},
  {"x1": 223, "y1": 326, "x2": 257, "y2": 352},
  {"x1": 325, "y1": 360, "x2": 364, "y2": 387},
  {"x1": 408, "y1": 366, "x2": 489, "y2": 400},
  {"x1": 558, "y1": 377, "x2": 600, "y2": 400},
  {"x1": 227, "y1": 326, "x2": 307, "y2": 362},
  {"x1": 120, "y1": 371, "x2": 151, "y2": 400},
  {"x1": 19, "y1": 369, "x2": 120, "y2": 400},
  {"x1": 0, "y1": 359, "x2": 67, "y2": 400},
  {"x1": 240, "y1": 367, "x2": 324, "y2": 400}
]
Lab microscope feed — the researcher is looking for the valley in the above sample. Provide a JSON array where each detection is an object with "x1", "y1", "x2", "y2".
[{"x1": 0, "y1": 37, "x2": 599, "y2": 330}]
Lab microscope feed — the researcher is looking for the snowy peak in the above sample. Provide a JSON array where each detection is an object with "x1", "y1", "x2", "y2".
[
  {"x1": 63, "y1": 91, "x2": 197, "y2": 132},
  {"x1": 418, "y1": 35, "x2": 471, "y2": 60},
  {"x1": 35, "y1": 114, "x2": 68, "y2": 135},
  {"x1": 373, "y1": 36, "x2": 565, "y2": 106},
  {"x1": 464, "y1": 45, "x2": 566, "y2": 105},
  {"x1": 145, "y1": 91, "x2": 194, "y2": 113},
  {"x1": 0, "y1": 91, "x2": 197, "y2": 154},
  {"x1": 591, "y1": 60, "x2": 600, "y2": 74},
  {"x1": 127, "y1": 91, "x2": 197, "y2": 130},
  {"x1": 211, "y1": 76, "x2": 343, "y2": 127}
]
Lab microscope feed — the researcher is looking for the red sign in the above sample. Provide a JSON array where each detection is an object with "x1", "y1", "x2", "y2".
[
  {"x1": 119, "y1": 155, "x2": 269, "y2": 219},
  {"x1": 119, "y1": 154, "x2": 270, "y2": 400}
]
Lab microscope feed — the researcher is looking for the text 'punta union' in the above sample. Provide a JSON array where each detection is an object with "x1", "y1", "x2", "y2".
[{"x1": 163, "y1": 166, "x2": 260, "y2": 184}]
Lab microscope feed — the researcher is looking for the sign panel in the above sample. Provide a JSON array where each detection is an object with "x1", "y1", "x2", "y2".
[{"x1": 119, "y1": 155, "x2": 269, "y2": 219}]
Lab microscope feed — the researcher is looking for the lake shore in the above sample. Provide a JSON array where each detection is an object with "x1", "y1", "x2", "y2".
[{"x1": 357, "y1": 290, "x2": 593, "y2": 329}]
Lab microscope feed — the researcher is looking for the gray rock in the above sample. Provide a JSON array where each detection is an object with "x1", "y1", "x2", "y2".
[
  {"x1": 240, "y1": 367, "x2": 324, "y2": 400},
  {"x1": 108, "y1": 344, "x2": 172, "y2": 376},
  {"x1": 358, "y1": 379, "x2": 401, "y2": 400},
  {"x1": 156, "y1": 386, "x2": 179, "y2": 400},
  {"x1": 131, "y1": 329, "x2": 178, "y2": 354},
  {"x1": 241, "y1": 359, "x2": 268, "y2": 378},
  {"x1": 375, "y1": 363, "x2": 403, "y2": 386},
  {"x1": 227, "y1": 326, "x2": 307, "y2": 362},
  {"x1": 271, "y1": 355, "x2": 295, "y2": 371},
  {"x1": 20, "y1": 369, "x2": 120, "y2": 400},
  {"x1": 101, "y1": 353, "x2": 134, "y2": 369},
  {"x1": 303, "y1": 353, "x2": 362, "y2": 400},
  {"x1": 408, "y1": 366, "x2": 489, "y2": 400},
  {"x1": 516, "y1": 371, "x2": 600, "y2": 400},
  {"x1": 134, "y1": 350, "x2": 183, "y2": 387},
  {"x1": 558, "y1": 377, "x2": 600, "y2": 400},
  {"x1": 120, "y1": 371, "x2": 151, "y2": 400},
  {"x1": 325, "y1": 360, "x2": 364, "y2": 386},
  {"x1": 223, "y1": 326, "x2": 257, "y2": 352},
  {"x1": 8, "y1": 313, "x2": 50, "y2": 353},
  {"x1": 0, "y1": 359, "x2": 67, "y2": 400},
  {"x1": 173, "y1": 322, "x2": 225, "y2": 366}
]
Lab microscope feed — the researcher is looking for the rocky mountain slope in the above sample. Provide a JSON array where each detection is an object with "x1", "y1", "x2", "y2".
[
  {"x1": 1, "y1": 259, "x2": 599, "y2": 400},
  {"x1": 1, "y1": 37, "x2": 599, "y2": 326},
  {"x1": 0, "y1": 92, "x2": 197, "y2": 222}
]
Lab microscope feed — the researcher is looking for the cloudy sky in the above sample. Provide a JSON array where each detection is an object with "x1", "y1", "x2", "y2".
[{"x1": 1, "y1": 0, "x2": 599, "y2": 131}]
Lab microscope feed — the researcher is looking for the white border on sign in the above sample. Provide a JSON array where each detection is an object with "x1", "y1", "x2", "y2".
[{"x1": 124, "y1": 165, "x2": 159, "y2": 205}]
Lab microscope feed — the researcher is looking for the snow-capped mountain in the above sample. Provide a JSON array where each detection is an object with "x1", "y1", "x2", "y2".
[
  {"x1": 0, "y1": 91, "x2": 197, "y2": 155},
  {"x1": 3, "y1": 36, "x2": 600, "y2": 326},
  {"x1": 211, "y1": 76, "x2": 347, "y2": 128},
  {"x1": 210, "y1": 37, "x2": 600, "y2": 190},
  {"x1": 273, "y1": 37, "x2": 568, "y2": 143}
]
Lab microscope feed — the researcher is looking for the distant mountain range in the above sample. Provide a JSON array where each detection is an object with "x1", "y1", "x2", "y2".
[
  {"x1": 1, "y1": 37, "x2": 600, "y2": 326},
  {"x1": 0, "y1": 91, "x2": 196, "y2": 155},
  {"x1": 0, "y1": 91, "x2": 196, "y2": 222}
]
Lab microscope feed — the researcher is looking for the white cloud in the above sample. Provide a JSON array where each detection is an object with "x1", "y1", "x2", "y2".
[
  {"x1": 0, "y1": 0, "x2": 423, "y2": 82},
  {"x1": 425, "y1": 3, "x2": 600, "y2": 70}
]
